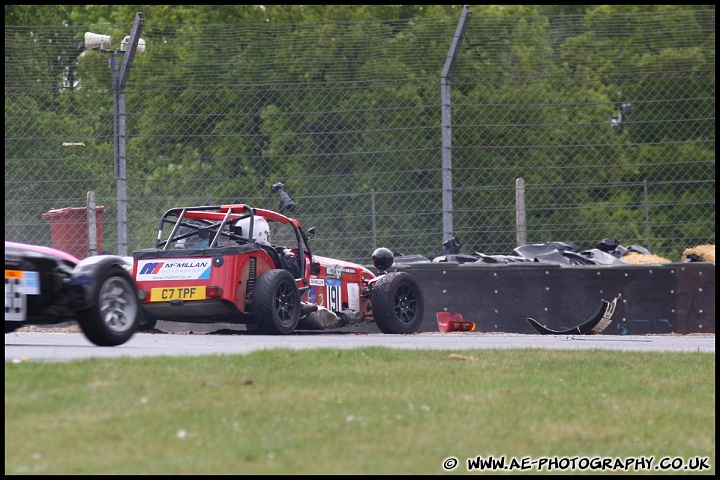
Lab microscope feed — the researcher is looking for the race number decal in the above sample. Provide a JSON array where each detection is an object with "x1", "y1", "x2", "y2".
[{"x1": 326, "y1": 279, "x2": 342, "y2": 312}]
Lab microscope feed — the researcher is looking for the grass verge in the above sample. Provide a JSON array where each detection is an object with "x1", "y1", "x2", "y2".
[{"x1": 5, "y1": 348, "x2": 715, "y2": 474}]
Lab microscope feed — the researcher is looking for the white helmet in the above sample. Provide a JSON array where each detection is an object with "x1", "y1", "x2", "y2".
[
  {"x1": 253, "y1": 217, "x2": 272, "y2": 245},
  {"x1": 237, "y1": 216, "x2": 271, "y2": 245}
]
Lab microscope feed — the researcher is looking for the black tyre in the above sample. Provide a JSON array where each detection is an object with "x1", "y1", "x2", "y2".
[
  {"x1": 252, "y1": 269, "x2": 300, "y2": 335},
  {"x1": 135, "y1": 309, "x2": 158, "y2": 331},
  {"x1": 77, "y1": 266, "x2": 139, "y2": 346},
  {"x1": 5, "y1": 322, "x2": 21, "y2": 334},
  {"x1": 371, "y1": 271, "x2": 425, "y2": 334}
]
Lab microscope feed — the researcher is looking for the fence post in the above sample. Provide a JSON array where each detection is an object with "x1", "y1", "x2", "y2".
[
  {"x1": 371, "y1": 188, "x2": 377, "y2": 250},
  {"x1": 440, "y1": 5, "x2": 471, "y2": 243},
  {"x1": 643, "y1": 179, "x2": 651, "y2": 251},
  {"x1": 114, "y1": 12, "x2": 144, "y2": 256},
  {"x1": 110, "y1": 50, "x2": 129, "y2": 256},
  {"x1": 515, "y1": 178, "x2": 527, "y2": 247},
  {"x1": 87, "y1": 191, "x2": 98, "y2": 256}
]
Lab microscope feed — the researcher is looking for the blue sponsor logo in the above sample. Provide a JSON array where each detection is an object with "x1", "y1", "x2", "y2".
[{"x1": 24, "y1": 271, "x2": 39, "y2": 290}]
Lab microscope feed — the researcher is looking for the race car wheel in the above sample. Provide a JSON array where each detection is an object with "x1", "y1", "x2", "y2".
[
  {"x1": 252, "y1": 269, "x2": 301, "y2": 335},
  {"x1": 135, "y1": 309, "x2": 158, "y2": 331},
  {"x1": 5, "y1": 322, "x2": 22, "y2": 334},
  {"x1": 371, "y1": 271, "x2": 425, "y2": 334},
  {"x1": 77, "y1": 265, "x2": 139, "y2": 346}
]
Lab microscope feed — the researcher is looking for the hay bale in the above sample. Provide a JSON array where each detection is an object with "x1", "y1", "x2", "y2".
[
  {"x1": 621, "y1": 251, "x2": 672, "y2": 264},
  {"x1": 681, "y1": 244, "x2": 715, "y2": 263}
]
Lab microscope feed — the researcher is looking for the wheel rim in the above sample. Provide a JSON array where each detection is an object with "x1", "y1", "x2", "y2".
[
  {"x1": 99, "y1": 277, "x2": 138, "y2": 332},
  {"x1": 393, "y1": 284, "x2": 419, "y2": 325},
  {"x1": 274, "y1": 281, "x2": 299, "y2": 328}
]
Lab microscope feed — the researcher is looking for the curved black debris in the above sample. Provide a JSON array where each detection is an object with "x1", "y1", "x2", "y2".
[{"x1": 526, "y1": 294, "x2": 621, "y2": 335}]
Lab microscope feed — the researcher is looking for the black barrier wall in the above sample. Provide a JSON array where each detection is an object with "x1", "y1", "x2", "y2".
[{"x1": 357, "y1": 262, "x2": 715, "y2": 335}]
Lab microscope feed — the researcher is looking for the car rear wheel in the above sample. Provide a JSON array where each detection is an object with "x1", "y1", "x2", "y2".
[
  {"x1": 371, "y1": 271, "x2": 425, "y2": 334},
  {"x1": 77, "y1": 266, "x2": 139, "y2": 346},
  {"x1": 252, "y1": 269, "x2": 300, "y2": 334}
]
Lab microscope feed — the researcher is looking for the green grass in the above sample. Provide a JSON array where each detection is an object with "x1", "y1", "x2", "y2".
[{"x1": 5, "y1": 348, "x2": 715, "y2": 475}]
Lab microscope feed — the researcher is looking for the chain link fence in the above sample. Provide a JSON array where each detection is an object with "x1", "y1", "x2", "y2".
[{"x1": 5, "y1": 8, "x2": 715, "y2": 264}]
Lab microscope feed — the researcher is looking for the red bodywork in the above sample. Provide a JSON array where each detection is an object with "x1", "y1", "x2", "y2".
[{"x1": 132, "y1": 204, "x2": 379, "y2": 327}]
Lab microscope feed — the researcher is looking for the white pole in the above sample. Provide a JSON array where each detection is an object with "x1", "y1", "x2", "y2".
[
  {"x1": 87, "y1": 191, "x2": 98, "y2": 256},
  {"x1": 515, "y1": 178, "x2": 527, "y2": 247}
]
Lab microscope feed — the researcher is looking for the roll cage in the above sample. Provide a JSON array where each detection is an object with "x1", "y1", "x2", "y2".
[{"x1": 154, "y1": 203, "x2": 313, "y2": 281}]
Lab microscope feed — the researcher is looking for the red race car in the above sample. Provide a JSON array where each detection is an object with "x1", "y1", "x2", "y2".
[{"x1": 132, "y1": 202, "x2": 424, "y2": 335}]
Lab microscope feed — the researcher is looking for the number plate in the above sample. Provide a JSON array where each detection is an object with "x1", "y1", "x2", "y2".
[{"x1": 150, "y1": 286, "x2": 206, "y2": 302}]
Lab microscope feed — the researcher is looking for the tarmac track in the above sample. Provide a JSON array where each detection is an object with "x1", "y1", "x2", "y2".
[{"x1": 4, "y1": 321, "x2": 715, "y2": 363}]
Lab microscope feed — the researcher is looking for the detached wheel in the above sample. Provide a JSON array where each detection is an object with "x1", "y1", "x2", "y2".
[
  {"x1": 5, "y1": 322, "x2": 22, "y2": 334},
  {"x1": 252, "y1": 269, "x2": 300, "y2": 335},
  {"x1": 77, "y1": 266, "x2": 139, "y2": 346},
  {"x1": 371, "y1": 271, "x2": 425, "y2": 334},
  {"x1": 136, "y1": 309, "x2": 158, "y2": 331}
]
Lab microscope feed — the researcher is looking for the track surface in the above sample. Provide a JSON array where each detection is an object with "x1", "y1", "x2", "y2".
[{"x1": 5, "y1": 323, "x2": 714, "y2": 363}]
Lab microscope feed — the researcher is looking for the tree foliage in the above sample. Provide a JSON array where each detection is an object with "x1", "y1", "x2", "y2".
[{"x1": 5, "y1": 5, "x2": 715, "y2": 261}]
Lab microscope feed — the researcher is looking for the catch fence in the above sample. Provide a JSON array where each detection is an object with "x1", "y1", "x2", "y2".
[{"x1": 5, "y1": 8, "x2": 715, "y2": 263}]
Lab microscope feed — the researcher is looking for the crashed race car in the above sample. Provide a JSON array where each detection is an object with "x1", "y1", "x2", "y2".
[
  {"x1": 131, "y1": 200, "x2": 425, "y2": 335},
  {"x1": 4, "y1": 241, "x2": 139, "y2": 346}
]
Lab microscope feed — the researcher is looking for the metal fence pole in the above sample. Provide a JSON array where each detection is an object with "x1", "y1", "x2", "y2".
[
  {"x1": 87, "y1": 191, "x2": 98, "y2": 256},
  {"x1": 440, "y1": 5, "x2": 471, "y2": 243},
  {"x1": 116, "y1": 78, "x2": 128, "y2": 256},
  {"x1": 113, "y1": 12, "x2": 144, "y2": 256},
  {"x1": 109, "y1": 51, "x2": 128, "y2": 256},
  {"x1": 643, "y1": 179, "x2": 651, "y2": 251},
  {"x1": 515, "y1": 178, "x2": 527, "y2": 247},
  {"x1": 371, "y1": 188, "x2": 377, "y2": 250}
]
